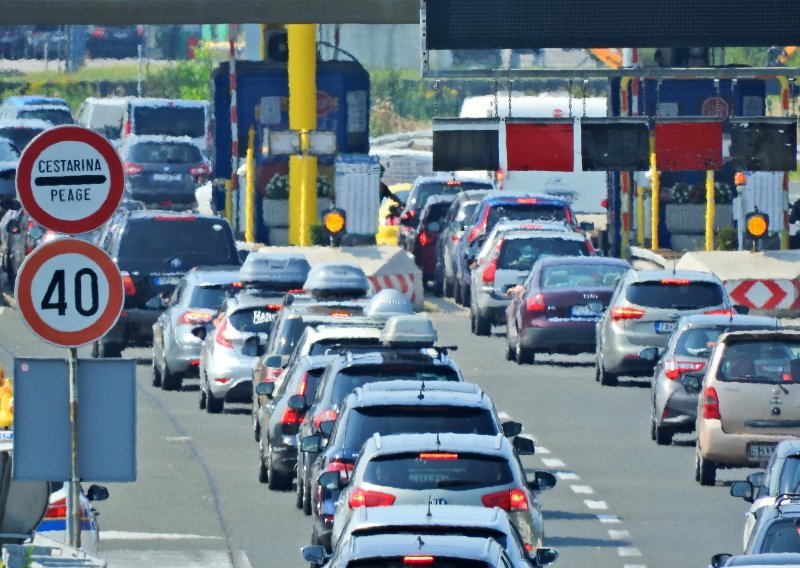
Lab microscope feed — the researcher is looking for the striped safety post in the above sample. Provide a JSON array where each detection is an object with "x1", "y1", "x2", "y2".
[{"x1": 229, "y1": 24, "x2": 239, "y2": 231}]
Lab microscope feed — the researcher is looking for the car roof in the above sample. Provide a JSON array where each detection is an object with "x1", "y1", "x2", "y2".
[
  {"x1": 20, "y1": 104, "x2": 71, "y2": 112},
  {"x1": 680, "y1": 314, "x2": 779, "y2": 328},
  {"x1": 305, "y1": 325, "x2": 383, "y2": 341},
  {"x1": 481, "y1": 191, "x2": 569, "y2": 206},
  {"x1": 331, "y1": 350, "x2": 454, "y2": 371},
  {"x1": 348, "y1": 504, "x2": 509, "y2": 531},
  {"x1": 490, "y1": 220, "x2": 572, "y2": 234},
  {"x1": 122, "y1": 135, "x2": 204, "y2": 147},
  {"x1": 345, "y1": 533, "x2": 505, "y2": 562},
  {"x1": 774, "y1": 439, "x2": 800, "y2": 458},
  {"x1": 624, "y1": 269, "x2": 722, "y2": 283},
  {"x1": 0, "y1": 118, "x2": 50, "y2": 130},
  {"x1": 717, "y1": 329, "x2": 800, "y2": 343},
  {"x1": 184, "y1": 267, "x2": 242, "y2": 285},
  {"x1": 363, "y1": 432, "x2": 508, "y2": 456},
  {"x1": 127, "y1": 97, "x2": 208, "y2": 108},
  {"x1": 423, "y1": 194, "x2": 458, "y2": 208},
  {"x1": 536, "y1": 255, "x2": 629, "y2": 268},
  {"x1": 726, "y1": 554, "x2": 800, "y2": 566},
  {"x1": 346, "y1": 385, "x2": 492, "y2": 409},
  {"x1": 228, "y1": 293, "x2": 285, "y2": 311},
  {"x1": 357, "y1": 380, "x2": 482, "y2": 395},
  {"x1": 412, "y1": 174, "x2": 492, "y2": 187},
  {"x1": 126, "y1": 210, "x2": 222, "y2": 222},
  {"x1": 501, "y1": 229, "x2": 586, "y2": 241}
]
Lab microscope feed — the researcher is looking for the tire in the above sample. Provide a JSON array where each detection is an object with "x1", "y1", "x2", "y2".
[
  {"x1": 472, "y1": 310, "x2": 491, "y2": 337},
  {"x1": 206, "y1": 391, "x2": 223, "y2": 414},
  {"x1": 303, "y1": 478, "x2": 312, "y2": 515},
  {"x1": 504, "y1": 330, "x2": 515, "y2": 361},
  {"x1": 199, "y1": 385, "x2": 207, "y2": 410},
  {"x1": 443, "y1": 276, "x2": 454, "y2": 298},
  {"x1": 295, "y1": 470, "x2": 305, "y2": 509},
  {"x1": 597, "y1": 357, "x2": 618, "y2": 386},
  {"x1": 697, "y1": 451, "x2": 717, "y2": 486},
  {"x1": 460, "y1": 284, "x2": 471, "y2": 308},
  {"x1": 253, "y1": 410, "x2": 261, "y2": 443},
  {"x1": 655, "y1": 424, "x2": 673, "y2": 446},
  {"x1": 650, "y1": 418, "x2": 657, "y2": 441},
  {"x1": 151, "y1": 361, "x2": 162, "y2": 388},
  {"x1": 161, "y1": 365, "x2": 182, "y2": 391},
  {"x1": 266, "y1": 441, "x2": 292, "y2": 490},
  {"x1": 516, "y1": 342, "x2": 535, "y2": 365},
  {"x1": 258, "y1": 452, "x2": 269, "y2": 483},
  {"x1": 97, "y1": 340, "x2": 122, "y2": 358},
  {"x1": 432, "y1": 265, "x2": 444, "y2": 297}
]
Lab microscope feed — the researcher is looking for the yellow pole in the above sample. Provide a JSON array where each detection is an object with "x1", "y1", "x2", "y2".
[
  {"x1": 705, "y1": 170, "x2": 715, "y2": 251},
  {"x1": 637, "y1": 185, "x2": 646, "y2": 246},
  {"x1": 779, "y1": 76, "x2": 790, "y2": 250},
  {"x1": 649, "y1": 133, "x2": 660, "y2": 250},
  {"x1": 245, "y1": 126, "x2": 256, "y2": 244},
  {"x1": 224, "y1": 179, "x2": 233, "y2": 224},
  {"x1": 287, "y1": 24, "x2": 318, "y2": 246}
]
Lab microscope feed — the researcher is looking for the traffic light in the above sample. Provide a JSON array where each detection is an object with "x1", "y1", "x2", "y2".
[
  {"x1": 261, "y1": 24, "x2": 288, "y2": 63},
  {"x1": 745, "y1": 210, "x2": 769, "y2": 239},
  {"x1": 322, "y1": 208, "x2": 346, "y2": 246}
]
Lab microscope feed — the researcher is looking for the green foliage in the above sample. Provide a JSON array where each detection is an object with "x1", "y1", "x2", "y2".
[
  {"x1": 145, "y1": 45, "x2": 215, "y2": 100},
  {"x1": 670, "y1": 182, "x2": 734, "y2": 205},
  {"x1": 716, "y1": 226, "x2": 738, "y2": 251},
  {"x1": 310, "y1": 223, "x2": 326, "y2": 245}
]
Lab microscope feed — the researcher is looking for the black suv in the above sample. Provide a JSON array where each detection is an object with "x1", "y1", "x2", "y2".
[{"x1": 93, "y1": 210, "x2": 240, "y2": 357}]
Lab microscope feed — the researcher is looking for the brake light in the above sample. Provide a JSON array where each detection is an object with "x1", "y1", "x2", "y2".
[
  {"x1": 215, "y1": 318, "x2": 233, "y2": 349},
  {"x1": 154, "y1": 215, "x2": 197, "y2": 221},
  {"x1": 123, "y1": 119, "x2": 131, "y2": 136},
  {"x1": 91, "y1": 27, "x2": 105, "y2": 38},
  {"x1": 190, "y1": 164, "x2": 210, "y2": 177},
  {"x1": 418, "y1": 230, "x2": 429, "y2": 247},
  {"x1": 703, "y1": 386, "x2": 721, "y2": 420},
  {"x1": 467, "y1": 226, "x2": 479, "y2": 243},
  {"x1": 403, "y1": 557, "x2": 434, "y2": 565},
  {"x1": 482, "y1": 258, "x2": 497, "y2": 284},
  {"x1": 266, "y1": 304, "x2": 283, "y2": 311},
  {"x1": 610, "y1": 307, "x2": 645, "y2": 321},
  {"x1": 516, "y1": 197, "x2": 538, "y2": 204},
  {"x1": 445, "y1": 180, "x2": 462, "y2": 186},
  {"x1": 705, "y1": 308, "x2": 735, "y2": 316},
  {"x1": 468, "y1": 208, "x2": 490, "y2": 243},
  {"x1": 418, "y1": 452, "x2": 458, "y2": 460},
  {"x1": 660, "y1": 279, "x2": 691, "y2": 285},
  {"x1": 297, "y1": 372, "x2": 309, "y2": 397},
  {"x1": 313, "y1": 409, "x2": 338, "y2": 430},
  {"x1": 123, "y1": 162, "x2": 142, "y2": 176},
  {"x1": 481, "y1": 488, "x2": 529, "y2": 511},
  {"x1": 329, "y1": 311, "x2": 350, "y2": 318},
  {"x1": 348, "y1": 487, "x2": 395, "y2": 508},
  {"x1": 261, "y1": 366, "x2": 282, "y2": 383},
  {"x1": 664, "y1": 360, "x2": 705, "y2": 380},
  {"x1": 121, "y1": 271, "x2": 136, "y2": 296},
  {"x1": 280, "y1": 407, "x2": 302, "y2": 425},
  {"x1": 44, "y1": 498, "x2": 66, "y2": 519},
  {"x1": 526, "y1": 293, "x2": 546, "y2": 312},
  {"x1": 179, "y1": 310, "x2": 212, "y2": 325}
]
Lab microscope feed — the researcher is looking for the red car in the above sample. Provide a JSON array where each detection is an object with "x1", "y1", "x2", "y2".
[
  {"x1": 410, "y1": 194, "x2": 456, "y2": 285},
  {"x1": 505, "y1": 256, "x2": 631, "y2": 364}
]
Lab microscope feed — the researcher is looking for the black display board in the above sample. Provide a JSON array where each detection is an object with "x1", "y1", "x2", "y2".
[
  {"x1": 432, "y1": 119, "x2": 499, "y2": 171},
  {"x1": 729, "y1": 117, "x2": 798, "y2": 172},
  {"x1": 581, "y1": 119, "x2": 650, "y2": 171}
]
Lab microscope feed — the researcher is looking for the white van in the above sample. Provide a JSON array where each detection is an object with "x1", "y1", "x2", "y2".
[
  {"x1": 459, "y1": 93, "x2": 608, "y2": 214},
  {"x1": 75, "y1": 97, "x2": 129, "y2": 147},
  {"x1": 122, "y1": 98, "x2": 211, "y2": 157}
]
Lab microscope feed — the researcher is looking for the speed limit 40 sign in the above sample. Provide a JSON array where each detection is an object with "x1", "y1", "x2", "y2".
[{"x1": 15, "y1": 239, "x2": 124, "y2": 347}]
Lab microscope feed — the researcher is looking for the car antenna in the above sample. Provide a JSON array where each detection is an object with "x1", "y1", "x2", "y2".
[
  {"x1": 435, "y1": 427, "x2": 441, "y2": 447},
  {"x1": 418, "y1": 380, "x2": 426, "y2": 400},
  {"x1": 426, "y1": 497, "x2": 433, "y2": 518},
  {"x1": 671, "y1": 260, "x2": 676, "y2": 276},
  {"x1": 416, "y1": 535, "x2": 425, "y2": 549}
]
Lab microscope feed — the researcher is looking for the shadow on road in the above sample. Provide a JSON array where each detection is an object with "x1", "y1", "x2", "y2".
[
  {"x1": 224, "y1": 407, "x2": 250, "y2": 416},
  {"x1": 614, "y1": 379, "x2": 651, "y2": 389},
  {"x1": 544, "y1": 509, "x2": 605, "y2": 522},
  {"x1": 546, "y1": 536, "x2": 629, "y2": 548},
  {"x1": 181, "y1": 384, "x2": 200, "y2": 393}
]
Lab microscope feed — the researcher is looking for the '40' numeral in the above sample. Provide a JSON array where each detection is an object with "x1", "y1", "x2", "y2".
[{"x1": 41, "y1": 269, "x2": 99, "y2": 317}]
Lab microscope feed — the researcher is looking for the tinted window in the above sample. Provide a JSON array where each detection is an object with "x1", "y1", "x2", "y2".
[
  {"x1": 132, "y1": 106, "x2": 205, "y2": 138},
  {"x1": 352, "y1": 527, "x2": 510, "y2": 553},
  {"x1": 0, "y1": 139, "x2": 19, "y2": 162},
  {"x1": 332, "y1": 365, "x2": 459, "y2": 404},
  {"x1": 128, "y1": 142, "x2": 202, "y2": 164},
  {"x1": 363, "y1": 452, "x2": 513, "y2": 490},
  {"x1": 674, "y1": 328, "x2": 722, "y2": 357},
  {"x1": 343, "y1": 406, "x2": 498, "y2": 449},
  {"x1": 423, "y1": 202, "x2": 455, "y2": 226},
  {"x1": 719, "y1": 340, "x2": 800, "y2": 383},
  {"x1": 497, "y1": 238, "x2": 590, "y2": 271},
  {"x1": 188, "y1": 285, "x2": 230, "y2": 309},
  {"x1": 229, "y1": 307, "x2": 278, "y2": 334},
  {"x1": 19, "y1": 108, "x2": 73, "y2": 125},
  {"x1": 759, "y1": 519, "x2": 800, "y2": 553},
  {"x1": 459, "y1": 202, "x2": 480, "y2": 224},
  {"x1": 487, "y1": 203, "x2": 568, "y2": 229},
  {"x1": 271, "y1": 319, "x2": 307, "y2": 356},
  {"x1": 412, "y1": 181, "x2": 493, "y2": 210},
  {"x1": 117, "y1": 218, "x2": 237, "y2": 266},
  {"x1": 626, "y1": 281, "x2": 725, "y2": 309},
  {"x1": 541, "y1": 263, "x2": 627, "y2": 289},
  {"x1": 775, "y1": 456, "x2": 800, "y2": 495},
  {"x1": 308, "y1": 338, "x2": 382, "y2": 356},
  {"x1": 0, "y1": 168, "x2": 14, "y2": 197},
  {"x1": 349, "y1": 559, "x2": 489, "y2": 568},
  {"x1": 0, "y1": 127, "x2": 42, "y2": 151}
]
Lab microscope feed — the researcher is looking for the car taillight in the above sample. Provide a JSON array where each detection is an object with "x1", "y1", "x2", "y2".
[
  {"x1": 123, "y1": 162, "x2": 142, "y2": 175},
  {"x1": 481, "y1": 488, "x2": 529, "y2": 511},
  {"x1": 296, "y1": 372, "x2": 309, "y2": 396},
  {"x1": 326, "y1": 460, "x2": 354, "y2": 481},
  {"x1": 190, "y1": 164, "x2": 210, "y2": 177},
  {"x1": 123, "y1": 119, "x2": 131, "y2": 136},
  {"x1": 280, "y1": 407, "x2": 302, "y2": 425},
  {"x1": 313, "y1": 409, "x2": 338, "y2": 430},
  {"x1": 664, "y1": 360, "x2": 705, "y2": 380},
  {"x1": 179, "y1": 310, "x2": 212, "y2": 325},
  {"x1": 526, "y1": 293, "x2": 546, "y2": 312},
  {"x1": 348, "y1": 487, "x2": 395, "y2": 508},
  {"x1": 215, "y1": 318, "x2": 233, "y2": 349},
  {"x1": 705, "y1": 308, "x2": 735, "y2": 316},
  {"x1": 120, "y1": 271, "x2": 136, "y2": 295},
  {"x1": 610, "y1": 307, "x2": 645, "y2": 321},
  {"x1": 403, "y1": 557, "x2": 434, "y2": 565},
  {"x1": 44, "y1": 498, "x2": 66, "y2": 519},
  {"x1": 418, "y1": 230, "x2": 429, "y2": 247},
  {"x1": 261, "y1": 366, "x2": 282, "y2": 383},
  {"x1": 703, "y1": 386, "x2": 721, "y2": 420},
  {"x1": 467, "y1": 226, "x2": 480, "y2": 243},
  {"x1": 91, "y1": 27, "x2": 105, "y2": 37},
  {"x1": 482, "y1": 258, "x2": 497, "y2": 284}
]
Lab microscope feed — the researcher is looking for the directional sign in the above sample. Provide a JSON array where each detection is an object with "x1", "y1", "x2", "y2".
[
  {"x1": 15, "y1": 238, "x2": 124, "y2": 347},
  {"x1": 16, "y1": 125, "x2": 124, "y2": 235}
]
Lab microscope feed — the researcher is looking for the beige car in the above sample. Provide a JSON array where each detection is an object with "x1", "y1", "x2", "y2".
[{"x1": 692, "y1": 330, "x2": 800, "y2": 486}]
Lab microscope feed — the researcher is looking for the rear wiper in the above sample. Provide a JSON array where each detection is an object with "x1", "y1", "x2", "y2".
[{"x1": 435, "y1": 479, "x2": 483, "y2": 488}]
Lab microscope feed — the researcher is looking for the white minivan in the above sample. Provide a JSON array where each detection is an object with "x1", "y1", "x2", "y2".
[
  {"x1": 122, "y1": 98, "x2": 212, "y2": 157},
  {"x1": 75, "y1": 96, "x2": 129, "y2": 147}
]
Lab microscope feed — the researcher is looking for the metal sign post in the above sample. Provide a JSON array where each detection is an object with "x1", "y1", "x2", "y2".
[{"x1": 67, "y1": 346, "x2": 80, "y2": 549}]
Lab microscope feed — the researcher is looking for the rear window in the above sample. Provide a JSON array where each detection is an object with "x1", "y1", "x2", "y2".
[
  {"x1": 229, "y1": 307, "x2": 279, "y2": 334},
  {"x1": 19, "y1": 108, "x2": 72, "y2": 125},
  {"x1": 0, "y1": 127, "x2": 42, "y2": 151},
  {"x1": 128, "y1": 142, "x2": 202, "y2": 164},
  {"x1": 423, "y1": 202, "x2": 455, "y2": 226},
  {"x1": 674, "y1": 328, "x2": 722, "y2": 357},
  {"x1": 412, "y1": 181, "x2": 493, "y2": 210},
  {"x1": 333, "y1": 365, "x2": 459, "y2": 404},
  {"x1": 349, "y1": 559, "x2": 489, "y2": 568},
  {"x1": 719, "y1": 339, "x2": 800, "y2": 383},
  {"x1": 626, "y1": 280, "x2": 725, "y2": 309},
  {"x1": 758, "y1": 518, "x2": 800, "y2": 553},
  {"x1": 132, "y1": 106, "x2": 205, "y2": 138},
  {"x1": 497, "y1": 237, "x2": 590, "y2": 271},
  {"x1": 352, "y1": 527, "x2": 510, "y2": 553},
  {"x1": 542, "y1": 263, "x2": 627, "y2": 289},
  {"x1": 363, "y1": 452, "x2": 514, "y2": 490},
  {"x1": 487, "y1": 203, "x2": 568, "y2": 229},
  {"x1": 188, "y1": 285, "x2": 231, "y2": 310},
  {"x1": 343, "y1": 406, "x2": 498, "y2": 449},
  {"x1": 308, "y1": 338, "x2": 381, "y2": 356},
  {"x1": 117, "y1": 218, "x2": 237, "y2": 266}
]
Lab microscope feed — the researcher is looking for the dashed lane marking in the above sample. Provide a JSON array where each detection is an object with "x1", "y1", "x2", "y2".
[
  {"x1": 101, "y1": 531, "x2": 222, "y2": 541},
  {"x1": 608, "y1": 529, "x2": 631, "y2": 540},
  {"x1": 584, "y1": 500, "x2": 608, "y2": 510},
  {"x1": 570, "y1": 485, "x2": 594, "y2": 494},
  {"x1": 541, "y1": 457, "x2": 566, "y2": 468},
  {"x1": 535, "y1": 445, "x2": 551, "y2": 454},
  {"x1": 163, "y1": 436, "x2": 191, "y2": 442},
  {"x1": 618, "y1": 548, "x2": 643, "y2": 557},
  {"x1": 555, "y1": 471, "x2": 579, "y2": 480}
]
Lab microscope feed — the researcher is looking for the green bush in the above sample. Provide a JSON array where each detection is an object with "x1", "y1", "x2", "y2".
[{"x1": 716, "y1": 226, "x2": 738, "y2": 251}]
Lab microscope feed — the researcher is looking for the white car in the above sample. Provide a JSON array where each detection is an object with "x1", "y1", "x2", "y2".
[{"x1": 36, "y1": 481, "x2": 108, "y2": 555}]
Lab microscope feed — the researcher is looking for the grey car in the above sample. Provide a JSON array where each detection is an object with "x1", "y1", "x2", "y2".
[
  {"x1": 152, "y1": 266, "x2": 242, "y2": 391},
  {"x1": 327, "y1": 432, "x2": 556, "y2": 554},
  {"x1": 596, "y1": 269, "x2": 735, "y2": 386},
  {"x1": 649, "y1": 313, "x2": 779, "y2": 445}
]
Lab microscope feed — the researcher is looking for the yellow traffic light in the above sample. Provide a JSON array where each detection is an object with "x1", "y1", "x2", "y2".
[
  {"x1": 745, "y1": 211, "x2": 769, "y2": 239},
  {"x1": 323, "y1": 209, "x2": 346, "y2": 235}
]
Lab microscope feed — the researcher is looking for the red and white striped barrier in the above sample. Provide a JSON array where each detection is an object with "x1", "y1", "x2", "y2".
[
  {"x1": 725, "y1": 279, "x2": 800, "y2": 311},
  {"x1": 368, "y1": 273, "x2": 420, "y2": 309}
]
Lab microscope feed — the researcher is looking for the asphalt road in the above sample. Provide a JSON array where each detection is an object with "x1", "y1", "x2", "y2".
[{"x1": 0, "y1": 298, "x2": 753, "y2": 567}]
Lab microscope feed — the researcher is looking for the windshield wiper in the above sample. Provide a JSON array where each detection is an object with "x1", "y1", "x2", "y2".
[{"x1": 435, "y1": 479, "x2": 483, "y2": 488}]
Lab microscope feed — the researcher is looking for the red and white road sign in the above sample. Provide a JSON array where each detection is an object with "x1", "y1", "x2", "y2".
[
  {"x1": 16, "y1": 126, "x2": 124, "y2": 235},
  {"x1": 15, "y1": 238, "x2": 124, "y2": 347}
]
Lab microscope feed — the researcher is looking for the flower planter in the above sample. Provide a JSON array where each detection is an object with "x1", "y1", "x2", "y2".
[
  {"x1": 665, "y1": 203, "x2": 733, "y2": 234},
  {"x1": 263, "y1": 198, "x2": 289, "y2": 227}
]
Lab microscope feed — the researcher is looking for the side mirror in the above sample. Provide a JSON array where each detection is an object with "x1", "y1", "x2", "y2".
[
  {"x1": 264, "y1": 354, "x2": 286, "y2": 369},
  {"x1": 319, "y1": 420, "x2": 335, "y2": 438},
  {"x1": 255, "y1": 381, "x2": 275, "y2": 399},
  {"x1": 580, "y1": 221, "x2": 595, "y2": 232},
  {"x1": 427, "y1": 221, "x2": 441, "y2": 233},
  {"x1": 301, "y1": 545, "x2": 328, "y2": 565},
  {"x1": 238, "y1": 249, "x2": 250, "y2": 264},
  {"x1": 301, "y1": 434, "x2": 323, "y2": 453},
  {"x1": 190, "y1": 326, "x2": 207, "y2": 340},
  {"x1": 533, "y1": 547, "x2": 559, "y2": 566},
  {"x1": 733, "y1": 304, "x2": 750, "y2": 315},
  {"x1": 638, "y1": 347, "x2": 659, "y2": 362},
  {"x1": 145, "y1": 296, "x2": 166, "y2": 310},
  {"x1": 680, "y1": 373, "x2": 703, "y2": 394},
  {"x1": 86, "y1": 484, "x2": 109, "y2": 502},
  {"x1": 318, "y1": 470, "x2": 343, "y2": 491},
  {"x1": 513, "y1": 436, "x2": 535, "y2": 456},
  {"x1": 528, "y1": 471, "x2": 557, "y2": 492},
  {"x1": 747, "y1": 471, "x2": 765, "y2": 488},
  {"x1": 730, "y1": 480, "x2": 755, "y2": 503},
  {"x1": 502, "y1": 421, "x2": 522, "y2": 438},
  {"x1": 711, "y1": 553, "x2": 732, "y2": 568},
  {"x1": 287, "y1": 394, "x2": 307, "y2": 411}
]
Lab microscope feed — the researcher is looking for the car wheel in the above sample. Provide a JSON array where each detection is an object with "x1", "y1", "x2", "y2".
[
  {"x1": 432, "y1": 265, "x2": 444, "y2": 297},
  {"x1": 516, "y1": 342, "x2": 535, "y2": 365},
  {"x1": 266, "y1": 442, "x2": 292, "y2": 491},
  {"x1": 697, "y1": 451, "x2": 717, "y2": 486},
  {"x1": 98, "y1": 340, "x2": 122, "y2": 358},
  {"x1": 161, "y1": 364, "x2": 183, "y2": 391},
  {"x1": 472, "y1": 310, "x2": 491, "y2": 336},
  {"x1": 461, "y1": 284, "x2": 471, "y2": 308},
  {"x1": 649, "y1": 417, "x2": 657, "y2": 441},
  {"x1": 655, "y1": 424, "x2": 673, "y2": 446},
  {"x1": 151, "y1": 360, "x2": 162, "y2": 388},
  {"x1": 206, "y1": 391, "x2": 223, "y2": 414},
  {"x1": 443, "y1": 276, "x2": 454, "y2": 298},
  {"x1": 258, "y1": 447, "x2": 269, "y2": 484},
  {"x1": 253, "y1": 410, "x2": 261, "y2": 443},
  {"x1": 303, "y1": 477, "x2": 312, "y2": 516},
  {"x1": 504, "y1": 329, "x2": 515, "y2": 361},
  {"x1": 199, "y1": 384, "x2": 207, "y2": 410},
  {"x1": 295, "y1": 469, "x2": 304, "y2": 509},
  {"x1": 597, "y1": 357, "x2": 618, "y2": 386}
]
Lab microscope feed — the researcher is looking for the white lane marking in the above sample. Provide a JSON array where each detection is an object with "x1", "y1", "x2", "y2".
[
  {"x1": 608, "y1": 529, "x2": 631, "y2": 540},
  {"x1": 541, "y1": 457, "x2": 566, "y2": 468},
  {"x1": 618, "y1": 548, "x2": 643, "y2": 557},
  {"x1": 570, "y1": 485, "x2": 594, "y2": 495},
  {"x1": 163, "y1": 436, "x2": 191, "y2": 442},
  {"x1": 535, "y1": 446, "x2": 551, "y2": 454},
  {"x1": 596, "y1": 514, "x2": 621, "y2": 523},
  {"x1": 584, "y1": 500, "x2": 608, "y2": 510},
  {"x1": 100, "y1": 550, "x2": 243, "y2": 568},
  {"x1": 498, "y1": 411, "x2": 511, "y2": 420},
  {"x1": 624, "y1": 565, "x2": 647, "y2": 568},
  {"x1": 101, "y1": 531, "x2": 222, "y2": 541},
  {"x1": 234, "y1": 551, "x2": 253, "y2": 568},
  {"x1": 555, "y1": 471, "x2": 579, "y2": 480}
]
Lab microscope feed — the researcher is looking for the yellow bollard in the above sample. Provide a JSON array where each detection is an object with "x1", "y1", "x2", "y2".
[
  {"x1": 0, "y1": 367, "x2": 13, "y2": 429},
  {"x1": 636, "y1": 185, "x2": 646, "y2": 246},
  {"x1": 224, "y1": 179, "x2": 233, "y2": 224},
  {"x1": 287, "y1": 24, "x2": 318, "y2": 246},
  {"x1": 705, "y1": 170, "x2": 715, "y2": 251},
  {"x1": 245, "y1": 126, "x2": 256, "y2": 244},
  {"x1": 649, "y1": 134, "x2": 660, "y2": 250}
]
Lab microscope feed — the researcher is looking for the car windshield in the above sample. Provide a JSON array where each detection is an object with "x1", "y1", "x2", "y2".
[
  {"x1": 758, "y1": 518, "x2": 800, "y2": 553},
  {"x1": 128, "y1": 142, "x2": 202, "y2": 164},
  {"x1": 626, "y1": 280, "x2": 725, "y2": 309},
  {"x1": 228, "y1": 307, "x2": 279, "y2": 334},
  {"x1": 486, "y1": 203, "x2": 568, "y2": 229},
  {"x1": 0, "y1": 139, "x2": 19, "y2": 162},
  {"x1": 342, "y1": 406, "x2": 499, "y2": 449},
  {"x1": 541, "y1": 264, "x2": 627, "y2": 289},
  {"x1": 0, "y1": 127, "x2": 42, "y2": 151},
  {"x1": 132, "y1": 106, "x2": 205, "y2": 138},
  {"x1": 719, "y1": 339, "x2": 800, "y2": 383},
  {"x1": 497, "y1": 238, "x2": 590, "y2": 271},
  {"x1": 412, "y1": 181, "x2": 492, "y2": 210},
  {"x1": 117, "y1": 218, "x2": 237, "y2": 267},
  {"x1": 188, "y1": 285, "x2": 231, "y2": 310},
  {"x1": 363, "y1": 452, "x2": 514, "y2": 491},
  {"x1": 332, "y1": 365, "x2": 460, "y2": 404},
  {"x1": 19, "y1": 108, "x2": 73, "y2": 125},
  {"x1": 776, "y1": 456, "x2": 800, "y2": 495},
  {"x1": 349, "y1": 559, "x2": 490, "y2": 568}
]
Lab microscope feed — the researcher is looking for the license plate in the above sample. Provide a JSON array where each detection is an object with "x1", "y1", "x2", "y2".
[
  {"x1": 0, "y1": 431, "x2": 13, "y2": 441},
  {"x1": 152, "y1": 173, "x2": 183, "y2": 182},
  {"x1": 655, "y1": 322, "x2": 677, "y2": 334},
  {"x1": 155, "y1": 276, "x2": 180, "y2": 286},
  {"x1": 429, "y1": 497, "x2": 448, "y2": 505},
  {"x1": 571, "y1": 304, "x2": 600, "y2": 317},
  {"x1": 747, "y1": 443, "x2": 777, "y2": 460}
]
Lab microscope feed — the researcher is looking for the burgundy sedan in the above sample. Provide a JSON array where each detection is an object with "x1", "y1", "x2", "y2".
[{"x1": 505, "y1": 256, "x2": 631, "y2": 364}]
